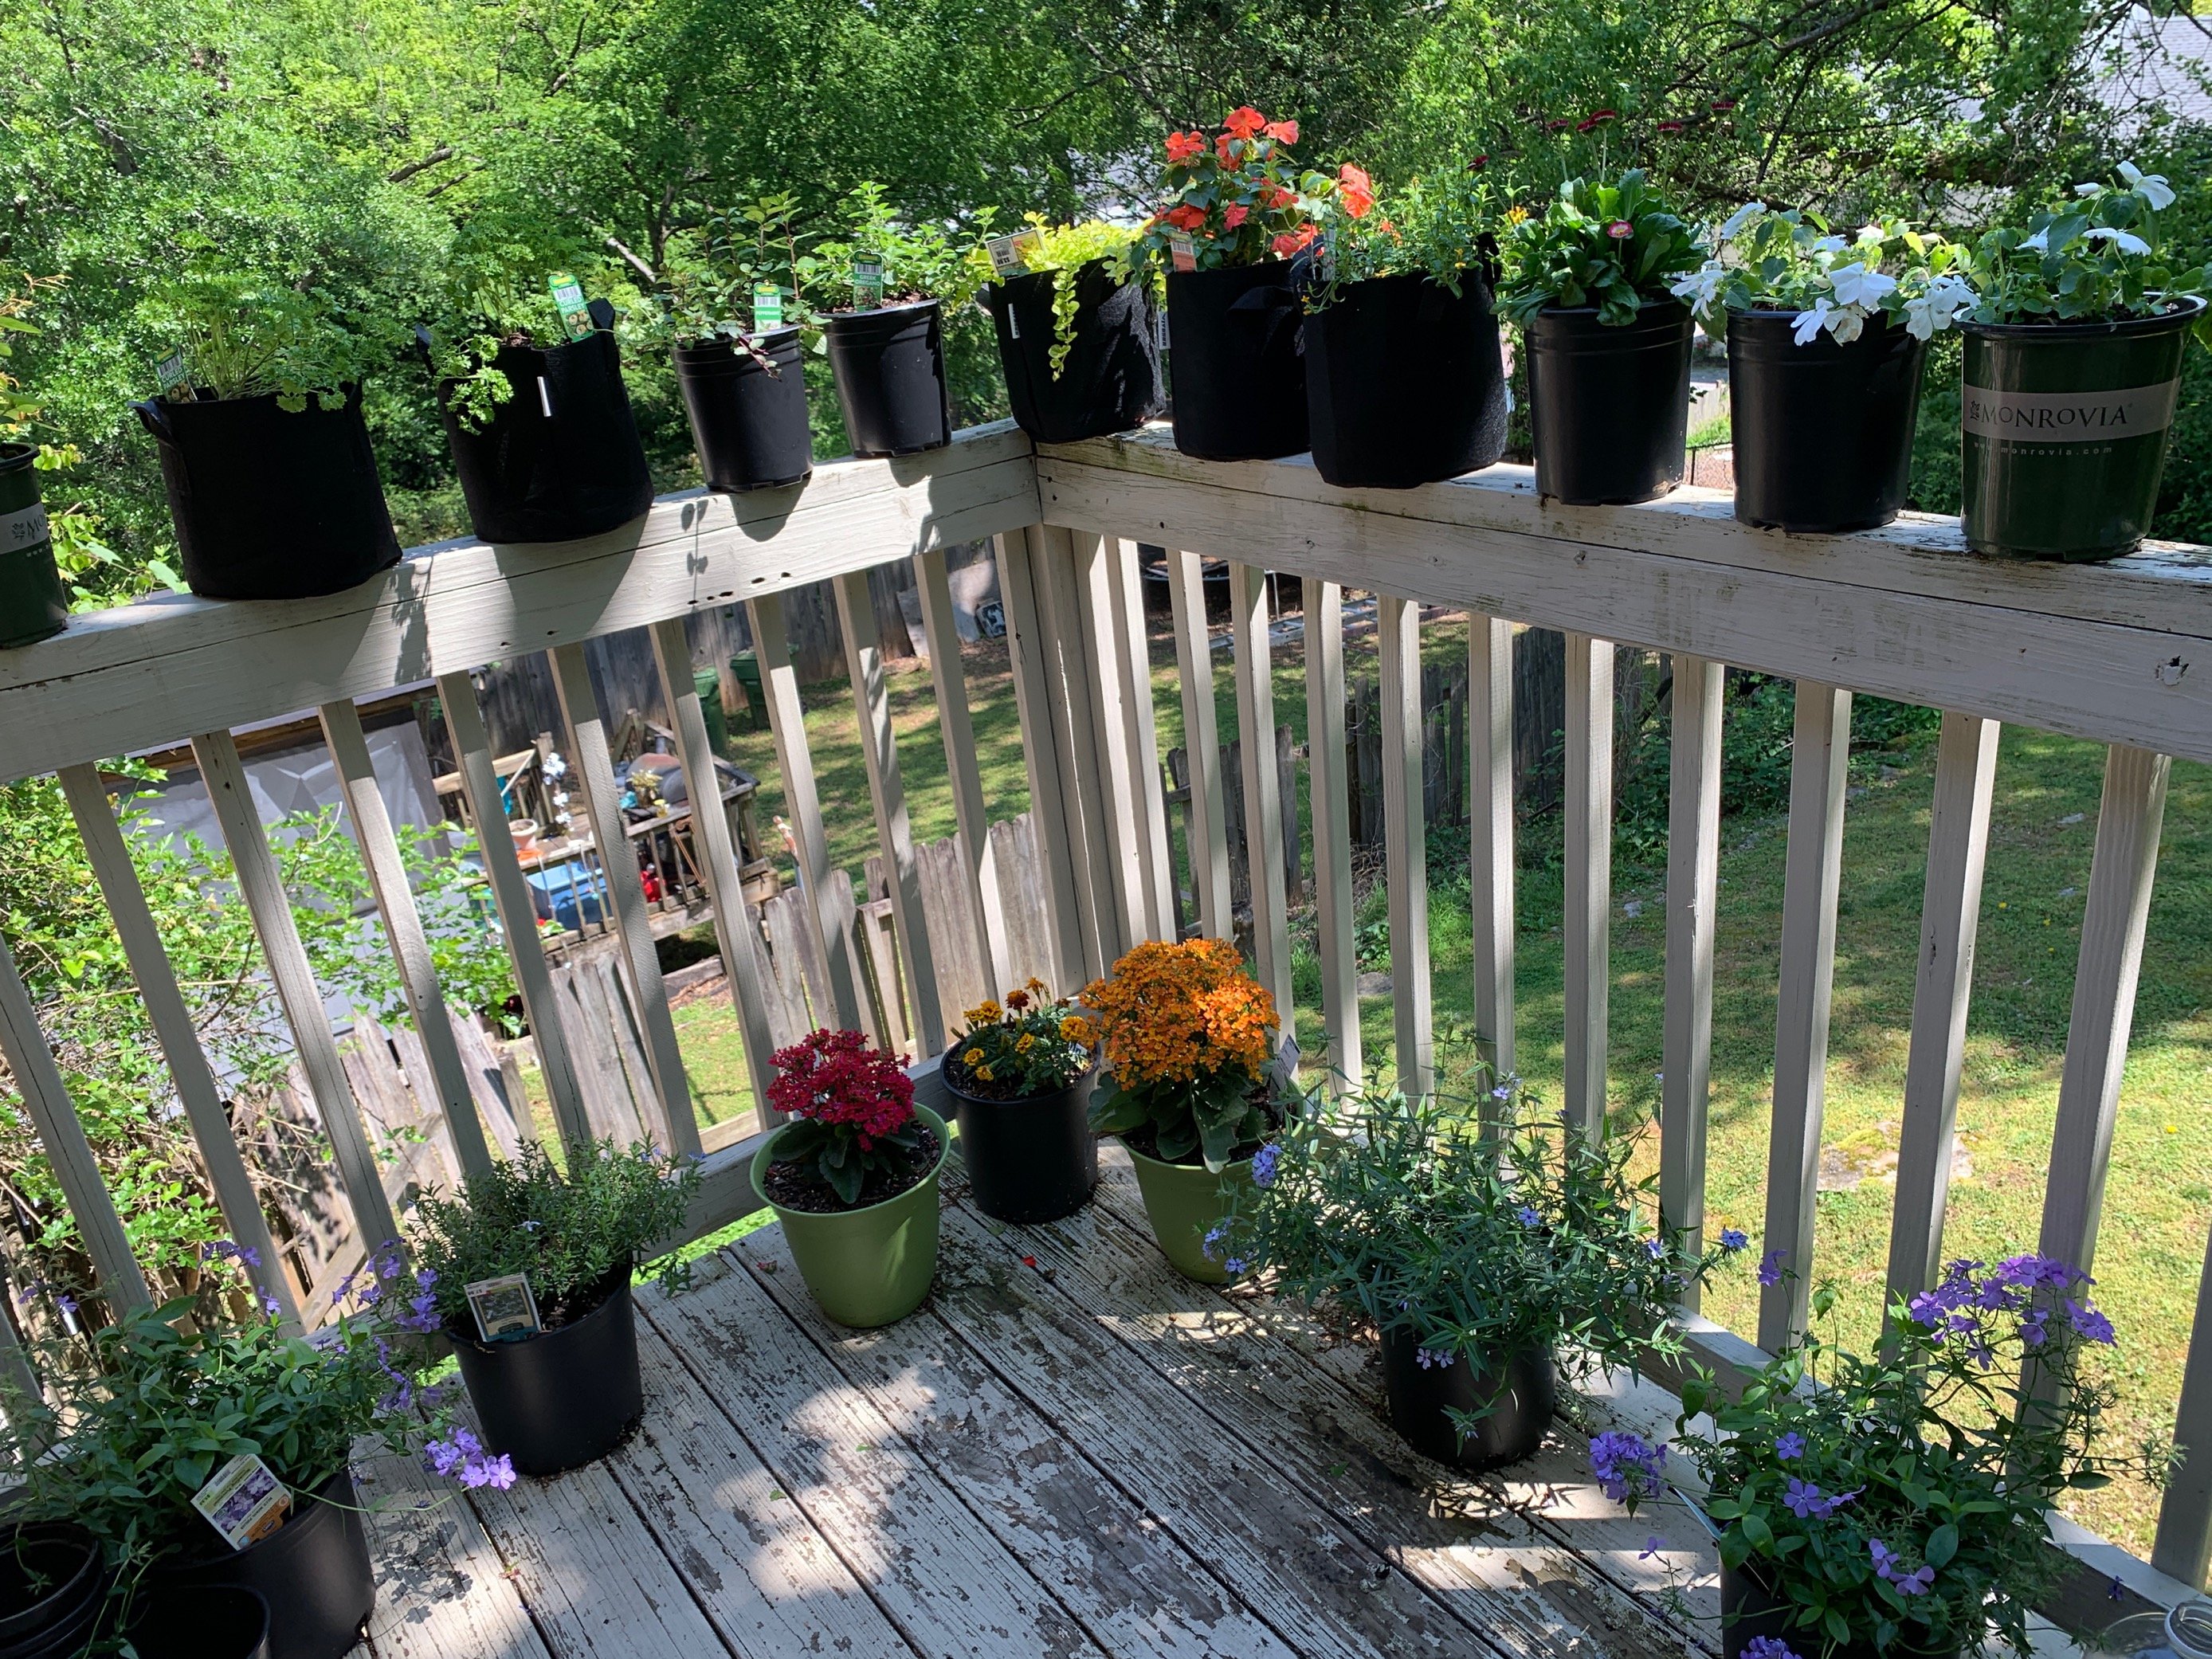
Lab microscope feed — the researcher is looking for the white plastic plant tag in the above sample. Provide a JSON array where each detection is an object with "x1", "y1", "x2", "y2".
[
  {"x1": 1167, "y1": 231, "x2": 1198, "y2": 273},
  {"x1": 752, "y1": 282, "x2": 785, "y2": 332},
  {"x1": 547, "y1": 271, "x2": 594, "y2": 342},
  {"x1": 986, "y1": 229, "x2": 1043, "y2": 278},
  {"x1": 1157, "y1": 308, "x2": 1171, "y2": 353},
  {"x1": 1006, "y1": 308, "x2": 1021, "y2": 339},
  {"x1": 192, "y1": 1453, "x2": 292, "y2": 1552},
  {"x1": 155, "y1": 351, "x2": 188, "y2": 394},
  {"x1": 851, "y1": 257, "x2": 884, "y2": 310},
  {"x1": 466, "y1": 1272, "x2": 542, "y2": 1342}
]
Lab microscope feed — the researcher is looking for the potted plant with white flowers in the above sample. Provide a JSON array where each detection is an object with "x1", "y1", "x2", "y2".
[{"x1": 1672, "y1": 206, "x2": 1975, "y2": 532}]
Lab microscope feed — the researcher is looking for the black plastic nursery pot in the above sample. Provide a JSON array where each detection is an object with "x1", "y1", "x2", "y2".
[
  {"x1": 0, "y1": 445, "x2": 65, "y2": 648},
  {"x1": 0, "y1": 1522, "x2": 108, "y2": 1659},
  {"x1": 988, "y1": 260, "x2": 1164, "y2": 445},
  {"x1": 449, "y1": 1276, "x2": 644, "y2": 1477},
  {"x1": 1165, "y1": 263, "x2": 1308, "y2": 461},
  {"x1": 673, "y1": 328, "x2": 814, "y2": 492},
  {"x1": 1728, "y1": 308, "x2": 1929, "y2": 533},
  {"x1": 158, "y1": 1472, "x2": 373, "y2": 1659},
  {"x1": 1306, "y1": 271, "x2": 1509, "y2": 489},
  {"x1": 943, "y1": 1061, "x2": 1098, "y2": 1224},
  {"x1": 1958, "y1": 296, "x2": 2202, "y2": 563},
  {"x1": 122, "y1": 1586, "x2": 272, "y2": 1659},
  {"x1": 1376, "y1": 1330, "x2": 1556, "y2": 1471},
  {"x1": 822, "y1": 301, "x2": 953, "y2": 457},
  {"x1": 439, "y1": 322, "x2": 656, "y2": 544},
  {"x1": 1527, "y1": 300, "x2": 1694, "y2": 505},
  {"x1": 132, "y1": 391, "x2": 401, "y2": 601},
  {"x1": 1720, "y1": 1560, "x2": 1958, "y2": 1659}
]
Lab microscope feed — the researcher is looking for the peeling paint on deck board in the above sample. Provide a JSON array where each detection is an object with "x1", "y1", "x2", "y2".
[{"x1": 356, "y1": 1442, "x2": 549, "y2": 1659}]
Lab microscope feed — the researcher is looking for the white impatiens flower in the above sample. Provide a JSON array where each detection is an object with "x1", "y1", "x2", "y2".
[
  {"x1": 2074, "y1": 182, "x2": 2104, "y2": 198},
  {"x1": 1791, "y1": 299, "x2": 1836, "y2": 344},
  {"x1": 2119, "y1": 161, "x2": 2176, "y2": 211},
  {"x1": 1903, "y1": 274, "x2": 1977, "y2": 339},
  {"x1": 1812, "y1": 234, "x2": 1848, "y2": 255},
  {"x1": 1826, "y1": 305, "x2": 1869, "y2": 343},
  {"x1": 1828, "y1": 261, "x2": 1899, "y2": 309},
  {"x1": 2018, "y1": 228, "x2": 2050, "y2": 253},
  {"x1": 2084, "y1": 225, "x2": 2152, "y2": 256},
  {"x1": 1855, "y1": 224, "x2": 1886, "y2": 246},
  {"x1": 1719, "y1": 200, "x2": 1767, "y2": 238},
  {"x1": 1670, "y1": 261, "x2": 1727, "y2": 308}
]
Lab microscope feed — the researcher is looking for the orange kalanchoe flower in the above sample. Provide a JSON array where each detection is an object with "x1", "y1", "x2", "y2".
[
  {"x1": 1082, "y1": 938, "x2": 1278, "y2": 1090},
  {"x1": 1222, "y1": 106, "x2": 1267, "y2": 139}
]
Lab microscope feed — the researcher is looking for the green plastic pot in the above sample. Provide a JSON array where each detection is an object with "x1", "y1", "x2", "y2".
[
  {"x1": 0, "y1": 444, "x2": 65, "y2": 649},
  {"x1": 753, "y1": 1104, "x2": 947, "y2": 1327},
  {"x1": 1124, "y1": 1141, "x2": 1253, "y2": 1284},
  {"x1": 1959, "y1": 295, "x2": 2202, "y2": 562}
]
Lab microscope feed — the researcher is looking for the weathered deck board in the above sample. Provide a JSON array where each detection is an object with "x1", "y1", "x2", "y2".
[{"x1": 355, "y1": 1443, "x2": 550, "y2": 1659}]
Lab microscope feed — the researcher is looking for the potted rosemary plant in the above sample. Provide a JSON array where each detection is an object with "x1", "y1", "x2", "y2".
[
  {"x1": 1500, "y1": 171, "x2": 1706, "y2": 504},
  {"x1": 1672, "y1": 206, "x2": 1975, "y2": 532},
  {"x1": 1218, "y1": 1082, "x2": 1743, "y2": 1469},
  {"x1": 752, "y1": 1028, "x2": 948, "y2": 1326},
  {"x1": 408, "y1": 1139, "x2": 701, "y2": 1477},
  {"x1": 1084, "y1": 938, "x2": 1291, "y2": 1282},
  {"x1": 981, "y1": 217, "x2": 1163, "y2": 444},
  {"x1": 1303, "y1": 165, "x2": 1509, "y2": 489},
  {"x1": 131, "y1": 273, "x2": 402, "y2": 600},
  {"x1": 941, "y1": 981, "x2": 1099, "y2": 1223},
  {"x1": 1957, "y1": 164, "x2": 2212, "y2": 561}
]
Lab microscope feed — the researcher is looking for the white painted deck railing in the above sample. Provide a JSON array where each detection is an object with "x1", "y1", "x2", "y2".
[{"x1": 2, "y1": 418, "x2": 2211, "y2": 1621}]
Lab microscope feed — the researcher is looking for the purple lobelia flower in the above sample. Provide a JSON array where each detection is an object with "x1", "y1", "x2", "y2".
[{"x1": 1415, "y1": 1347, "x2": 1455, "y2": 1370}]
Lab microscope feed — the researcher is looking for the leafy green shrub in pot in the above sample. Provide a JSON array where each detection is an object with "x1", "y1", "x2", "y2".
[
  {"x1": 131, "y1": 272, "x2": 403, "y2": 600},
  {"x1": 981, "y1": 217, "x2": 1163, "y2": 444},
  {"x1": 1500, "y1": 170, "x2": 1706, "y2": 504},
  {"x1": 942, "y1": 980, "x2": 1100, "y2": 1224},
  {"x1": 1216, "y1": 1081, "x2": 1744, "y2": 1469}
]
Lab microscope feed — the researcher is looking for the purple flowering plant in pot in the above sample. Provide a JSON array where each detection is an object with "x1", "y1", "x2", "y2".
[
  {"x1": 1214, "y1": 1072, "x2": 1747, "y2": 1471},
  {"x1": 1598, "y1": 1255, "x2": 2160, "y2": 1659}
]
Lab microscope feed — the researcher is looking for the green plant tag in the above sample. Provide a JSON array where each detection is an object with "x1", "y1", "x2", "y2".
[
  {"x1": 155, "y1": 351, "x2": 189, "y2": 397},
  {"x1": 986, "y1": 229, "x2": 1043, "y2": 279},
  {"x1": 753, "y1": 283, "x2": 785, "y2": 332},
  {"x1": 852, "y1": 257, "x2": 884, "y2": 311},
  {"x1": 547, "y1": 271, "x2": 594, "y2": 342}
]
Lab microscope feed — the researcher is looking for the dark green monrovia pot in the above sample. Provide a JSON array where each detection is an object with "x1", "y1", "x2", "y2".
[
  {"x1": 753, "y1": 1104, "x2": 947, "y2": 1328},
  {"x1": 1959, "y1": 295, "x2": 2202, "y2": 562},
  {"x1": 0, "y1": 444, "x2": 65, "y2": 648},
  {"x1": 1124, "y1": 1142, "x2": 1253, "y2": 1284}
]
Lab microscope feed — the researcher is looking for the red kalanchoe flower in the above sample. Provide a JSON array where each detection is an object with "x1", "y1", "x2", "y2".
[
  {"x1": 1164, "y1": 129, "x2": 1206, "y2": 164},
  {"x1": 1265, "y1": 119, "x2": 1299, "y2": 144},
  {"x1": 767, "y1": 1028, "x2": 915, "y2": 1148},
  {"x1": 1336, "y1": 163, "x2": 1376, "y2": 219},
  {"x1": 1223, "y1": 203, "x2": 1250, "y2": 229},
  {"x1": 1605, "y1": 219, "x2": 1634, "y2": 238},
  {"x1": 1164, "y1": 202, "x2": 1209, "y2": 232},
  {"x1": 1223, "y1": 105, "x2": 1267, "y2": 139}
]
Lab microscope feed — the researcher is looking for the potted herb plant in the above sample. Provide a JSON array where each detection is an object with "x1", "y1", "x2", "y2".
[
  {"x1": 1602, "y1": 1255, "x2": 2152, "y2": 1659},
  {"x1": 982, "y1": 216, "x2": 1163, "y2": 444},
  {"x1": 131, "y1": 273, "x2": 402, "y2": 600},
  {"x1": 814, "y1": 183, "x2": 986, "y2": 457},
  {"x1": 1218, "y1": 1082, "x2": 1744, "y2": 1469},
  {"x1": 1304, "y1": 165, "x2": 1510, "y2": 489},
  {"x1": 941, "y1": 980, "x2": 1099, "y2": 1223},
  {"x1": 654, "y1": 193, "x2": 819, "y2": 492},
  {"x1": 1673, "y1": 206, "x2": 1975, "y2": 533},
  {"x1": 752, "y1": 1027, "x2": 948, "y2": 1327},
  {"x1": 1500, "y1": 171, "x2": 1706, "y2": 504},
  {"x1": 0, "y1": 271, "x2": 69, "y2": 648},
  {"x1": 1958, "y1": 164, "x2": 2212, "y2": 561},
  {"x1": 426, "y1": 245, "x2": 656, "y2": 544},
  {"x1": 1127, "y1": 108, "x2": 1326, "y2": 462},
  {"x1": 1083, "y1": 938, "x2": 1289, "y2": 1282},
  {"x1": 406, "y1": 1139, "x2": 701, "y2": 1478}
]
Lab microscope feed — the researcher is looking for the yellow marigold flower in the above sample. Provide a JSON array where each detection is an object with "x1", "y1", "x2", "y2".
[
  {"x1": 963, "y1": 1047, "x2": 984, "y2": 1065},
  {"x1": 1015, "y1": 1033, "x2": 1036, "y2": 1052},
  {"x1": 975, "y1": 1064, "x2": 994, "y2": 1081},
  {"x1": 1059, "y1": 1015, "x2": 1094, "y2": 1044},
  {"x1": 1026, "y1": 976, "x2": 1048, "y2": 994},
  {"x1": 964, "y1": 1000, "x2": 1002, "y2": 1026}
]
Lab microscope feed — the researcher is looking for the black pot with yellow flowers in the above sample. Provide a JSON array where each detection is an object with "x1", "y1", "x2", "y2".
[{"x1": 939, "y1": 984, "x2": 1098, "y2": 1224}]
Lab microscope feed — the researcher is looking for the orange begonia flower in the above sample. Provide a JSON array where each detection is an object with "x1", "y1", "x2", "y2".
[{"x1": 1164, "y1": 130, "x2": 1207, "y2": 164}]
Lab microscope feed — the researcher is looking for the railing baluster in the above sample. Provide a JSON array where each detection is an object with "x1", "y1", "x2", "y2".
[
  {"x1": 1106, "y1": 536, "x2": 1177, "y2": 943},
  {"x1": 1660, "y1": 654, "x2": 1724, "y2": 1289},
  {"x1": 191, "y1": 728, "x2": 401, "y2": 1252},
  {"x1": 745, "y1": 592, "x2": 867, "y2": 1032},
  {"x1": 1885, "y1": 710, "x2": 2000, "y2": 1304},
  {"x1": 992, "y1": 529, "x2": 1088, "y2": 992},
  {"x1": 1757, "y1": 682, "x2": 1853, "y2": 1351},
  {"x1": 648, "y1": 618, "x2": 782, "y2": 1128},
  {"x1": 437, "y1": 671, "x2": 590, "y2": 1147},
  {"x1": 1469, "y1": 613, "x2": 1516, "y2": 1083},
  {"x1": 2157, "y1": 1234, "x2": 2212, "y2": 1584},
  {"x1": 1033, "y1": 528, "x2": 1125, "y2": 976},
  {"x1": 1563, "y1": 633, "x2": 1615, "y2": 1135},
  {"x1": 1379, "y1": 594, "x2": 1433, "y2": 1096},
  {"x1": 1066, "y1": 534, "x2": 1149, "y2": 956},
  {"x1": 1229, "y1": 563, "x2": 1292, "y2": 1022},
  {"x1": 1305, "y1": 580, "x2": 1360, "y2": 1092},
  {"x1": 547, "y1": 644, "x2": 700, "y2": 1159},
  {"x1": 1167, "y1": 549, "x2": 1233, "y2": 943},
  {"x1": 316, "y1": 700, "x2": 494, "y2": 1180},
  {"x1": 834, "y1": 571, "x2": 945, "y2": 1056},
  {"x1": 58, "y1": 764, "x2": 295, "y2": 1322},
  {"x1": 914, "y1": 547, "x2": 1014, "y2": 994}
]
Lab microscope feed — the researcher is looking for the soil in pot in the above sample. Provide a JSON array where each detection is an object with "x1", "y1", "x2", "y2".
[
  {"x1": 437, "y1": 308, "x2": 656, "y2": 544},
  {"x1": 449, "y1": 1274, "x2": 644, "y2": 1478},
  {"x1": 1720, "y1": 1559, "x2": 1959, "y2": 1659},
  {"x1": 132, "y1": 392, "x2": 401, "y2": 601},
  {"x1": 0, "y1": 446, "x2": 65, "y2": 648},
  {"x1": 157, "y1": 1471, "x2": 372, "y2": 1659},
  {"x1": 1376, "y1": 1331, "x2": 1555, "y2": 1470},
  {"x1": 0, "y1": 1523, "x2": 107, "y2": 1659},
  {"x1": 754, "y1": 1105, "x2": 948, "y2": 1328},
  {"x1": 1165, "y1": 263, "x2": 1308, "y2": 461},
  {"x1": 1306, "y1": 271, "x2": 1509, "y2": 489},
  {"x1": 822, "y1": 301, "x2": 952, "y2": 457},
  {"x1": 121, "y1": 1586, "x2": 270, "y2": 1659},
  {"x1": 942, "y1": 1056, "x2": 1097, "y2": 1225},
  {"x1": 1728, "y1": 308, "x2": 1928, "y2": 533},
  {"x1": 674, "y1": 328, "x2": 813, "y2": 492},
  {"x1": 1527, "y1": 299, "x2": 1694, "y2": 505},
  {"x1": 1959, "y1": 296, "x2": 2202, "y2": 562},
  {"x1": 1120, "y1": 1127, "x2": 1256, "y2": 1285},
  {"x1": 989, "y1": 261, "x2": 1163, "y2": 445}
]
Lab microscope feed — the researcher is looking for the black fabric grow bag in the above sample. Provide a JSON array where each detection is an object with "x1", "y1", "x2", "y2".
[
  {"x1": 1526, "y1": 300, "x2": 1694, "y2": 505},
  {"x1": 1165, "y1": 263, "x2": 1308, "y2": 461},
  {"x1": 438, "y1": 304, "x2": 655, "y2": 544},
  {"x1": 674, "y1": 328, "x2": 813, "y2": 492},
  {"x1": 1306, "y1": 271, "x2": 1508, "y2": 488},
  {"x1": 988, "y1": 261, "x2": 1163, "y2": 445},
  {"x1": 823, "y1": 301, "x2": 952, "y2": 457},
  {"x1": 158, "y1": 1473, "x2": 372, "y2": 1659},
  {"x1": 449, "y1": 1277, "x2": 644, "y2": 1477},
  {"x1": 1728, "y1": 308, "x2": 1928, "y2": 532},
  {"x1": 132, "y1": 390, "x2": 400, "y2": 601}
]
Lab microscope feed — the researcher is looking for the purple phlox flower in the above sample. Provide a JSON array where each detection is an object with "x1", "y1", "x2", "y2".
[
  {"x1": 1516, "y1": 1206, "x2": 1543, "y2": 1228},
  {"x1": 1742, "y1": 1640, "x2": 1802, "y2": 1659},
  {"x1": 1994, "y1": 1252, "x2": 2081, "y2": 1292},
  {"x1": 1415, "y1": 1346, "x2": 1456, "y2": 1370},
  {"x1": 1223, "y1": 1257, "x2": 1249, "y2": 1276},
  {"x1": 1588, "y1": 1431, "x2": 1666, "y2": 1503},
  {"x1": 1896, "y1": 1566, "x2": 1935, "y2": 1596},
  {"x1": 1250, "y1": 1143, "x2": 1283, "y2": 1188},
  {"x1": 2021, "y1": 1306, "x2": 2052, "y2": 1347},
  {"x1": 1758, "y1": 1249, "x2": 1786, "y2": 1288},
  {"x1": 1871, "y1": 1538, "x2": 1935, "y2": 1594},
  {"x1": 1720, "y1": 1227, "x2": 1748, "y2": 1253},
  {"x1": 461, "y1": 1449, "x2": 516, "y2": 1490},
  {"x1": 416, "y1": 1268, "x2": 437, "y2": 1290},
  {"x1": 2068, "y1": 1299, "x2": 2116, "y2": 1345},
  {"x1": 1639, "y1": 1533, "x2": 1669, "y2": 1560},
  {"x1": 424, "y1": 1427, "x2": 480, "y2": 1479},
  {"x1": 378, "y1": 1378, "x2": 415, "y2": 1414},
  {"x1": 1201, "y1": 1222, "x2": 1229, "y2": 1262},
  {"x1": 1774, "y1": 1431, "x2": 1806, "y2": 1461},
  {"x1": 201, "y1": 1238, "x2": 263, "y2": 1270},
  {"x1": 1783, "y1": 1477, "x2": 1854, "y2": 1520},
  {"x1": 398, "y1": 1290, "x2": 443, "y2": 1335},
  {"x1": 1490, "y1": 1084, "x2": 1512, "y2": 1101},
  {"x1": 261, "y1": 1293, "x2": 283, "y2": 1316}
]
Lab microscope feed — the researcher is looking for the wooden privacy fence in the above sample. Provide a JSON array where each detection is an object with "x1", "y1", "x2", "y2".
[{"x1": 2, "y1": 420, "x2": 2211, "y2": 1617}]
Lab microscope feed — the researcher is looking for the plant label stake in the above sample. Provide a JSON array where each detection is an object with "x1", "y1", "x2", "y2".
[
  {"x1": 547, "y1": 271, "x2": 595, "y2": 342},
  {"x1": 986, "y1": 229, "x2": 1042, "y2": 278},
  {"x1": 155, "y1": 350, "x2": 192, "y2": 402},
  {"x1": 192, "y1": 1453, "x2": 292, "y2": 1551},
  {"x1": 752, "y1": 282, "x2": 785, "y2": 333},
  {"x1": 851, "y1": 257, "x2": 884, "y2": 311},
  {"x1": 466, "y1": 1272, "x2": 543, "y2": 1341},
  {"x1": 1168, "y1": 231, "x2": 1198, "y2": 273}
]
